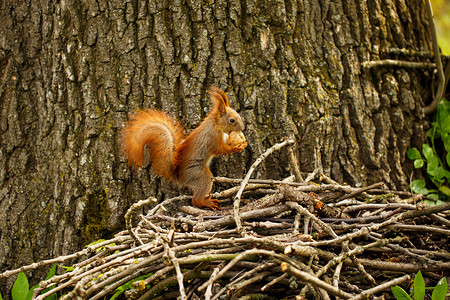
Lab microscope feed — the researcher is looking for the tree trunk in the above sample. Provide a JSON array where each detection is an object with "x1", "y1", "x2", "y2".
[{"x1": 0, "y1": 0, "x2": 433, "y2": 294}]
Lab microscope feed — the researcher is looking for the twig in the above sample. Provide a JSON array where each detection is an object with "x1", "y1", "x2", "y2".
[
  {"x1": 338, "y1": 203, "x2": 416, "y2": 213},
  {"x1": 332, "y1": 262, "x2": 343, "y2": 287},
  {"x1": 286, "y1": 140, "x2": 304, "y2": 182},
  {"x1": 367, "y1": 234, "x2": 435, "y2": 265},
  {"x1": 281, "y1": 262, "x2": 354, "y2": 298},
  {"x1": 337, "y1": 182, "x2": 384, "y2": 201},
  {"x1": 401, "y1": 202, "x2": 450, "y2": 220},
  {"x1": 198, "y1": 248, "x2": 289, "y2": 292},
  {"x1": 193, "y1": 204, "x2": 289, "y2": 232},
  {"x1": 137, "y1": 266, "x2": 175, "y2": 299},
  {"x1": 87, "y1": 264, "x2": 164, "y2": 300},
  {"x1": 214, "y1": 176, "x2": 307, "y2": 187},
  {"x1": 36, "y1": 243, "x2": 162, "y2": 300},
  {"x1": 361, "y1": 59, "x2": 435, "y2": 69},
  {"x1": 297, "y1": 215, "x2": 399, "y2": 247},
  {"x1": 316, "y1": 237, "x2": 403, "y2": 279},
  {"x1": 206, "y1": 262, "x2": 225, "y2": 300},
  {"x1": 261, "y1": 273, "x2": 288, "y2": 292},
  {"x1": 286, "y1": 201, "x2": 338, "y2": 239},
  {"x1": 167, "y1": 246, "x2": 186, "y2": 300},
  {"x1": 430, "y1": 213, "x2": 450, "y2": 227},
  {"x1": 423, "y1": 0, "x2": 445, "y2": 114},
  {"x1": 321, "y1": 207, "x2": 401, "y2": 224},
  {"x1": 381, "y1": 47, "x2": 433, "y2": 58},
  {"x1": 125, "y1": 197, "x2": 157, "y2": 244},
  {"x1": 146, "y1": 195, "x2": 191, "y2": 216},
  {"x1": 230, "y1": 271, "x2": 273, "y2": 293},
  {"x1": 233, "y1": 139, "x2": 295, "y2": 235},
  {"x1": 0, "y1": 237, "x2": 128, "y2": 278},
  {"x1": 385, "y1": 224, "x2": 450, "y2": 236},
  {"x1": 348, "y1": 274, "x2": 410, "y2": 300}
]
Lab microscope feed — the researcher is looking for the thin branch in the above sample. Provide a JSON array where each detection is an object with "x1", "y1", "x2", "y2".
[
  {"x1": 261, "y1": 273, "x2": 288, "y2": 292},
  {"x1": 281, "y1": 262, "x2": 354, "y2": 299},
  {"x1": 337, "y1": 182, "x2": 384, "y2": 201},
  {"x1": 0, "y1": 236, "x2": 128, "y2": 278},
  {"x1": 214, "y1": 176, "x2": 307, "y2": 187},
  {"x1": 381, "y1": 47, "x2": 433, "y2": 58},
  {"x1": 385, "y1": 224, "x2": 450, "y2": 236},
  {"x1": 348, "y1": 274, "x2": 410, "y2": 300},
  {"x1": 233, "y1": 139, "x2": 295, "y2": 235},
  {"x1": 197, "y1": 248, "x2": 291, "y2": 292},
  {"x1": 125, "y1": 197, "x2": 157, "y2": 244},
  {"x1": 423, "y1": 0, "x2": 445, "y2": 114},
  {"x1": 206, "y1": 262, "x2": 225, "y2": 300},
  {"x1": 361, "y1": 59, "x2": 435, "y2": 69},
  {"x1": 193, "y1": 204, "x2": 289, "y2": 232},
  {"x1": 286, "y1": 140, "x2": 304, "y2": 182},
  {"x1": 401, "y1": 202, "x2": 450, "y2": 220},
  {"x1": 167, "y1": 247, "x2": 186, "y2": 300}
]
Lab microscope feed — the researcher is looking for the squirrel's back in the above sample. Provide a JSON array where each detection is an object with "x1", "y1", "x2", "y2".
[{"x1": 120, "y1": 109, "x2": 185, "y2": 180}]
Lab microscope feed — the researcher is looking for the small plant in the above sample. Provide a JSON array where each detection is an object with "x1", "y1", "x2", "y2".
[
  {"x1": 407, "y1": 98, "x2": 450, "y2": 203},
  {"x1": 1, "y1": 264, "x2": 57, "y2": 300},
  {"x1": 391, "y1": 271, "x2": 448, "y2": 300},
  {"x1": 110, "y1": 273, "x2": 153, "y2": 300}
]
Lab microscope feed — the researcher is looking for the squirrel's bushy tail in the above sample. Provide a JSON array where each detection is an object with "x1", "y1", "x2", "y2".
[{"x1": 120, "y1": 109, "x2": 185, "y2": 180}]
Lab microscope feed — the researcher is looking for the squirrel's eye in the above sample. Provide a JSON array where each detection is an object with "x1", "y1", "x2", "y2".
[{"x1": 229, "y1": 118, "x2": 235, "y2": 123}]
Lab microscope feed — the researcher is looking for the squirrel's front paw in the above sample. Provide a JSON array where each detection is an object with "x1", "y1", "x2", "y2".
[{"x1": 232, "y1": 141, "x2": 248, "y2": 152}]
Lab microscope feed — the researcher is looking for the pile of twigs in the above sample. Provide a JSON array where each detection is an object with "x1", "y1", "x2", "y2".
[{"x1": 1, "y1": 140, "x2": 449, "y2": 299}]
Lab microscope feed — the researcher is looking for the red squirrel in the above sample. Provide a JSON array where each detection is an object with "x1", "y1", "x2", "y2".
[{"x1": 120, "y1": 87, "x2": 247, "y2": 210}]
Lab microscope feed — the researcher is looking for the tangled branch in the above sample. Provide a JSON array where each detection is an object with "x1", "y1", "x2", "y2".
[{"x1": 1, "y1": 141, "x2": 449, "y2": 300}]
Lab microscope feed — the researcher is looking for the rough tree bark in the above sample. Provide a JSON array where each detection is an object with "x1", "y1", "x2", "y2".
[{"x1": 0, "y1": 0, "x2": 434, "y2": 294}]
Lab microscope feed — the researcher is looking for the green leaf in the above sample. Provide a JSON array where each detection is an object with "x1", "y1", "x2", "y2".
[
  {"x1": 414, "y1": 159, "x2": 424, "y2": 168},
  {"x1": 444, "y1": 169, "x2": 450, "y2": 180},
  {"x1": 422, "y1": 144, "x2": 434, "y2": 161},
  {"x1": 439, "y1": 185, "x2": 450, "y2": 196},
  {"x1": 57, "y1": 265, "x2": 75, "y2": 272},
  {"x1": 424, "y1": 199, "x2": 438, "y2": 206},
  {"x1": 430, "y1": 170, "x2": 445, "y2": 187},
  {"x1": 443, "y1": 134, "x2": 450, "y2": 153},
  {"x1": 414, "y1": 271, "x2": 425, "y2": 300},
  {"x1": 47, "y1": 294, "x2": 57, "y2": 300},
  {"x1": 411, "y1": 179, "x2": 426, "y2": 189},
  {"x1": 407, "y1": 148, "x2": 422, "y2": 160},
  {"x1": 410, "y1": 180, "x2": 428, "y2": 195},
  {"x1": 110, "y1": 289, "x2": 125, "y2": 300},
  {"x1": 427, "y1": 155, "x2": 439, "y2": 177},
  {"x1": 24, "y1": 290, "x2": 34, "y2": 300},
  {"x1": 435, "y1": 166, "x2": 446, "y2": 180},
  {"x1": 431, "y1": 276, "x2": 447, "y2": 300},
  {"x1": 446, "y1": 152, "x2": 450, "y2": 168},
  {"x1": 428, "y1": 194, "x2": 440, "y2": 200},
  {"x1": 45, "y1": 264, "x2": 57, "y2": 280},
  {"x1": 437, "y1": 99, "x2": 450, "y2": 135},
  {"x1": 435, "y1": 199, "x2": 446, "y2": 205},
  {"x1": 427, "y1": 122, "x2": 439, "y2": 140},
  {"x1": 12, "y1": 273, "x2": 29, "y2": 300},
  {"x1": 391, "y1": 286, "x2": 412, "y2": 300},
  {"x1": 111, "y1": 273, "x2": 153, "y2": 299}
]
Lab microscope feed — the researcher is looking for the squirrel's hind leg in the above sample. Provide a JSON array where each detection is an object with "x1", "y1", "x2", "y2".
[
  {"x1": 190, "y1": 177, "x2": 221, "y2": 210},
  {"x1": 193, "y1": 194, "x2": 221, "y2": 210}
]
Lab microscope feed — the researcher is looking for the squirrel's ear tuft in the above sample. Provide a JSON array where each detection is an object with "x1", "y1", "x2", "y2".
[{"x1": 209, "y1": 87, "x2": 229, "y2": 115}]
